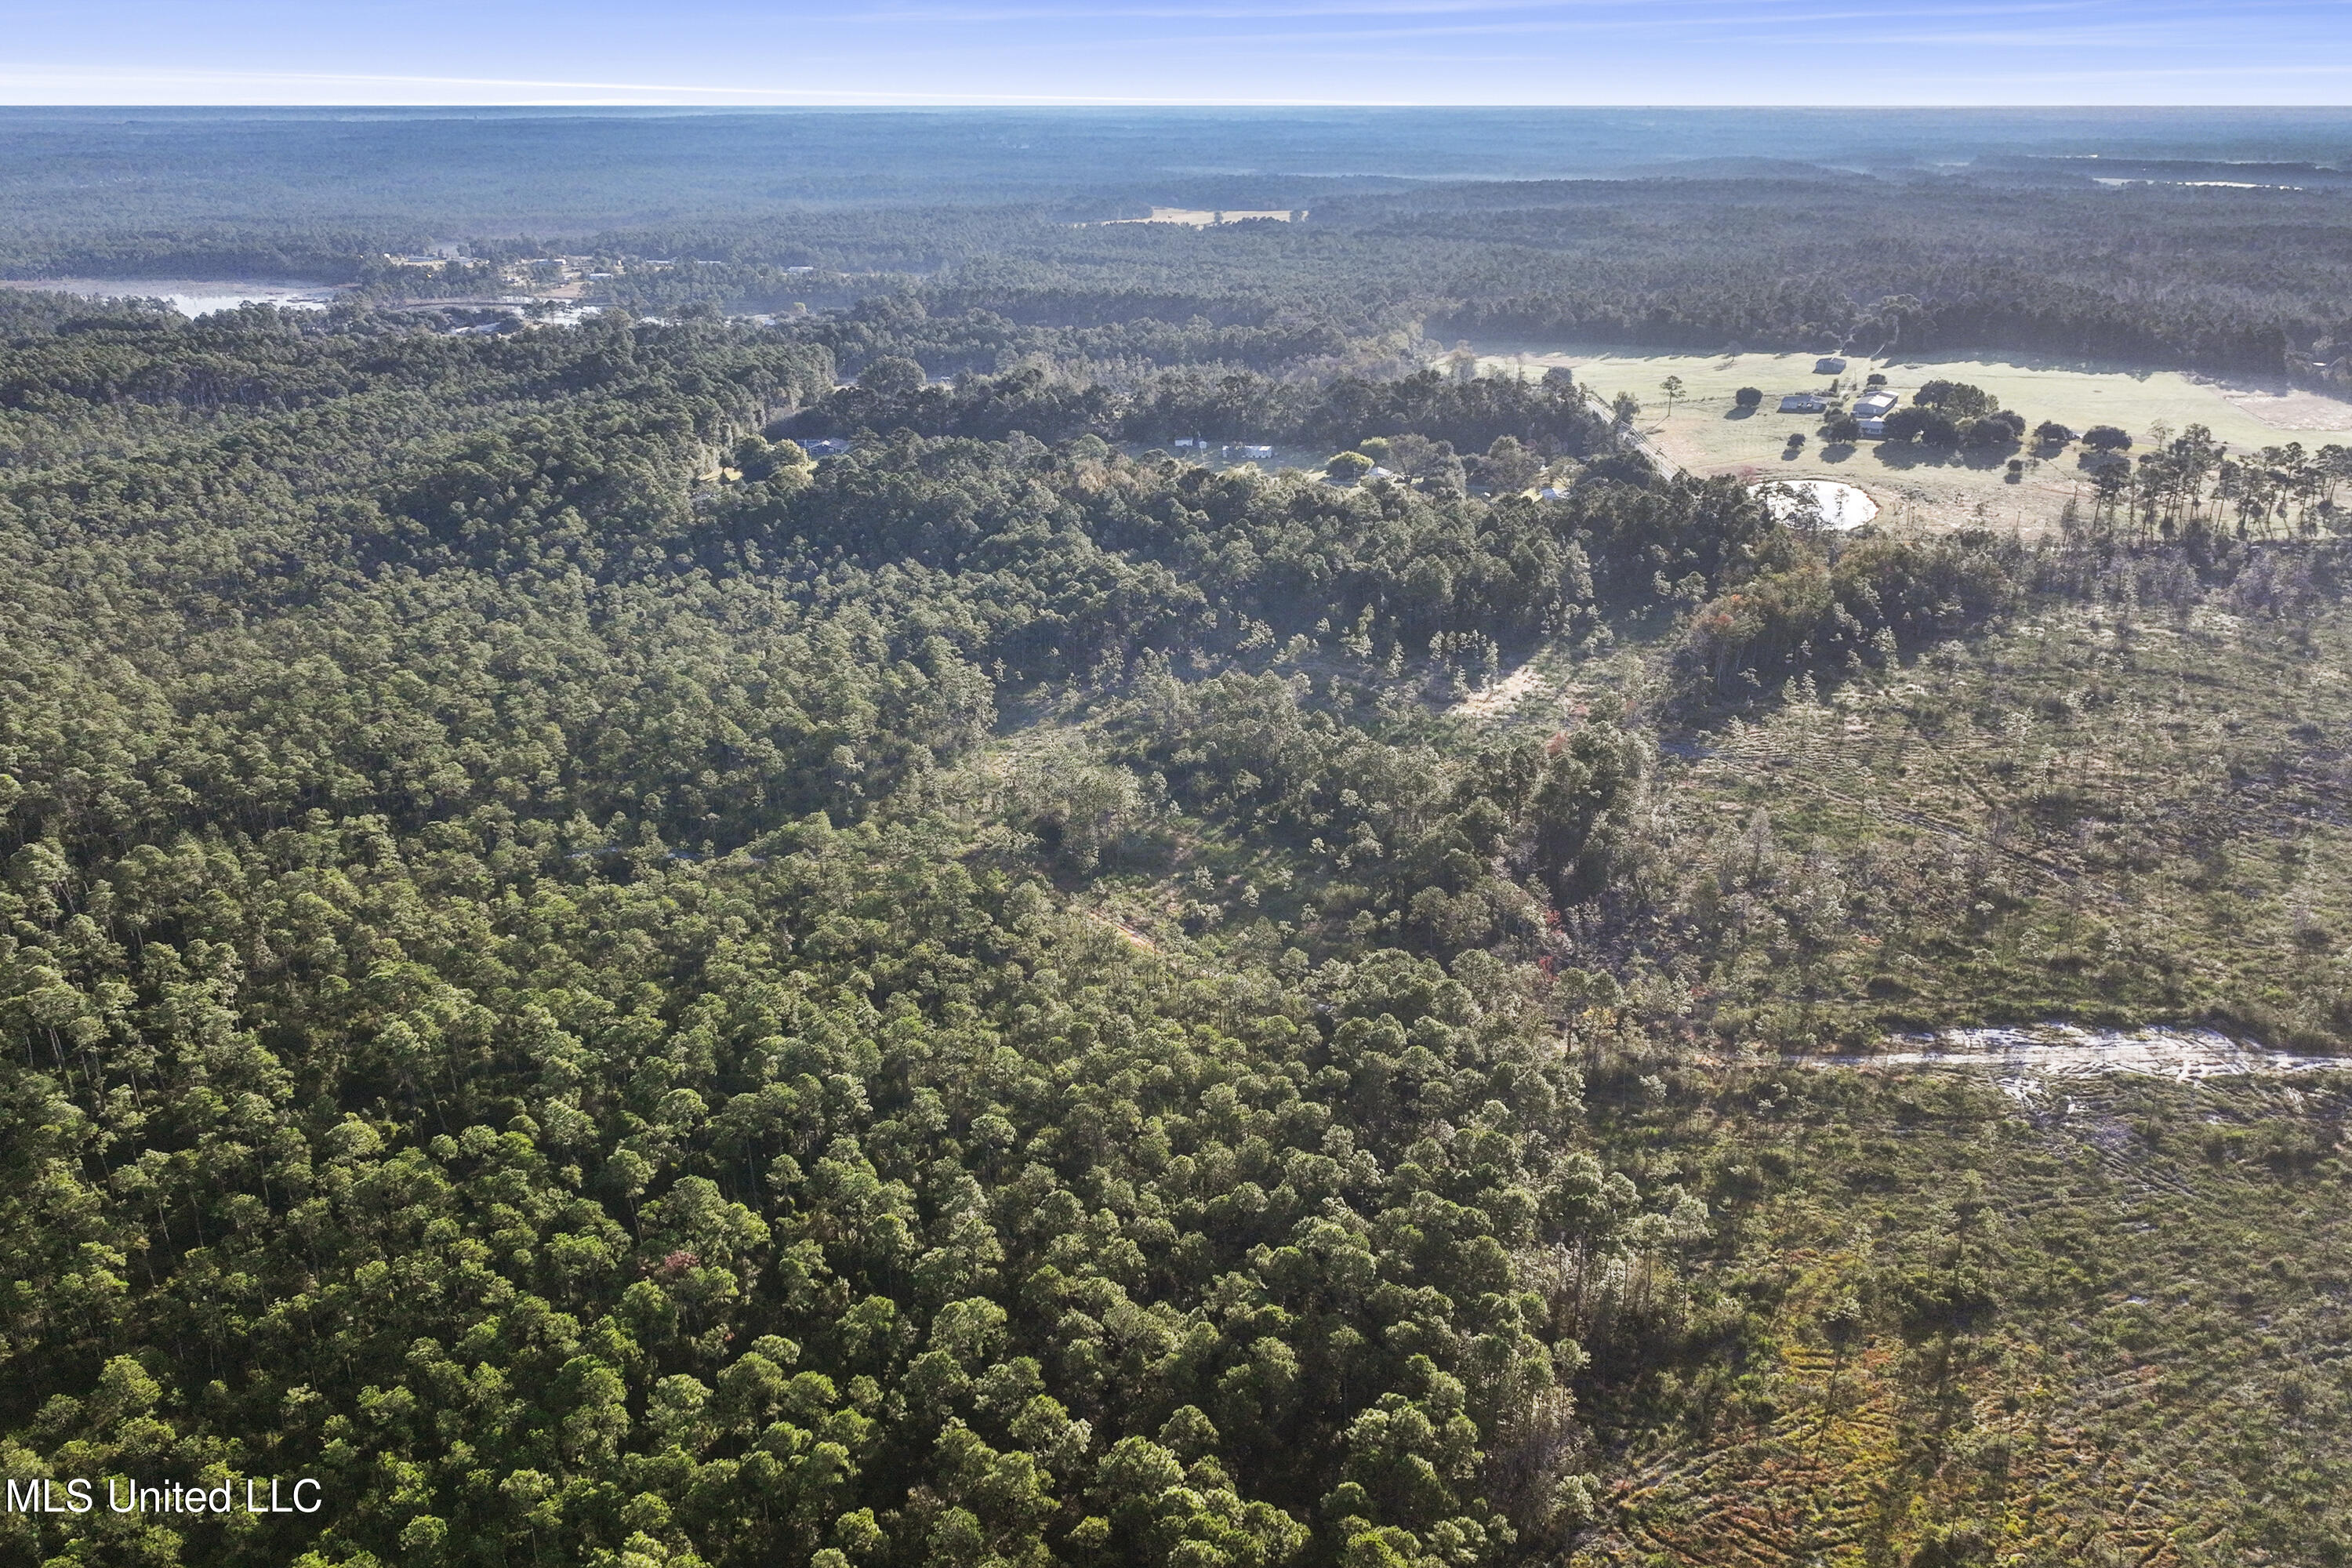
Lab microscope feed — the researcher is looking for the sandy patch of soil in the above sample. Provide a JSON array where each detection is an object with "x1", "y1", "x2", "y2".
[
  {"x1": 1807, "y1": 1024, "x2": 2350, "y2": 1080},
  {"x1": 1450, "y1": 660, "x2": 1548, "y2": 720},
  {"x1": 2219, "y1": 385, "x2": 2352, "y2": 433}
]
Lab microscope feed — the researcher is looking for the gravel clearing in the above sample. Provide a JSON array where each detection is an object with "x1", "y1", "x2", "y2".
[{"x1": 1806, "y1": 1023, "x2": 2352, "y2": 1080}]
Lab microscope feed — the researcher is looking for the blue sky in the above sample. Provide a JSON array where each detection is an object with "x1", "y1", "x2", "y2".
[{"x1": 0, "y1": 0, "x2": 2346, "y2": 105}]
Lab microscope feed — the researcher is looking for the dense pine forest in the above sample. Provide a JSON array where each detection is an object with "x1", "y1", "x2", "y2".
[
  {"x1": 3, "y1": 109, "x2": 2352, "y2": 1565},
  {"x1": 0, "y1": 298, "x2": 1678, "y2": 1568}
]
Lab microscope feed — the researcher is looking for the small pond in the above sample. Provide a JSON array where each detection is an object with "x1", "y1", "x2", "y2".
[
  {"x1": 1, "y1": 278, "x2": 345, "y2": 318},
  {"x1": 1749, "y1": 477, "x2": 1879, "y2": 530}
]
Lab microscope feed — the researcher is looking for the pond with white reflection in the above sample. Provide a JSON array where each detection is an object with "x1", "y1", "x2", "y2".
[
  {"x1": 1, "y1": 278, "x2": 346, "y2": 317},
  {"x1": 1750, "y1": 477, "x2": 1879, "y2": 530}
]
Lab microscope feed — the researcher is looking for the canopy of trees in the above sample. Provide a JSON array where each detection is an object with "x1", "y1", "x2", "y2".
[{"x1": 0, "y1": 302, "x2": 1774, "y2": 1568}]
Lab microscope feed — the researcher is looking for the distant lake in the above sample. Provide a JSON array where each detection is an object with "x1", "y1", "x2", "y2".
[{"x1": 0, "y1": 278, "x2": 345, "y2": 317}]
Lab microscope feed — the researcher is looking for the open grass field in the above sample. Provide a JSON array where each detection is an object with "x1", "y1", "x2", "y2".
[{"x1": 1467, "y1": 343, "x2": 2352, "y2": 535}]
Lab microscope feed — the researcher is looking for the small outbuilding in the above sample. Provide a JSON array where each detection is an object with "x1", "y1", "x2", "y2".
[
  {"x1": 1815, "y1": 357, "x2": 1848, "y2": 374},
  {"x1": 1779, "y1": 393, "x2": 1827, "y2": 414}
]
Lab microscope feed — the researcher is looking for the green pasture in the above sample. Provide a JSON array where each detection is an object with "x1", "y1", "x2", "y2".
[{"x1": 1469, "y1": 343, "x2": 2352, "y2": 533}]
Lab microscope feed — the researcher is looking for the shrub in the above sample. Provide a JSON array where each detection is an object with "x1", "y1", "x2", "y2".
[
  {"x1": 1883, "y1": 406, "x2": 1959, "y2": 446},
  {"x1": 1734, "y1": 387, "x2": 1763, "y2": 410},
  {"x1": 1675, "y1": 535, "x2": 2017, "y2": 694},
  {"x1": 1915, "y1": 379, "x2": 2000, "y2": 419},
  {"x1": 1962, "y1": 411, "x2": 2026, "y2": 450}
]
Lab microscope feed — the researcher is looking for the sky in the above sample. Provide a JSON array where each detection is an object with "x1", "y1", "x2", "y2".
[{"x1": 0, "y1": 0, "x2": 2346, "y2": 106}]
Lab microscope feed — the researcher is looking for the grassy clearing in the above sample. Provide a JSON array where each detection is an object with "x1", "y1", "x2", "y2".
[
  {"x1": 1566, "y1": 1056, "x2": 2352, "y2": 1567},
  {"x1": 1465, "y1": 343, "x2": 2352, "y2": 535},
  {"x1": 1629, "y1": 588, "x2": 2352, "y2": 1050}
]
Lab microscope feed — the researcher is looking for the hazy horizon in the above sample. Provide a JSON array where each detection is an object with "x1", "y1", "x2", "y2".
[{"x1": 5, "y1": 107, "x2": 2347, "y2": 246}]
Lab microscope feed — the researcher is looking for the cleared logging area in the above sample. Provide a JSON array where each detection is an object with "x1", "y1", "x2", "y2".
[{"x1": 1566, "y1": 1059, "x2": 2352, "y2": 1567}]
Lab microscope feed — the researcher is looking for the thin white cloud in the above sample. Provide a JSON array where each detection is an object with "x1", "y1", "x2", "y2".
[
  {"x1": 5, "y1": 0, "x2": 2346, "y2": 108},
  {"x1": 717, "y1": 0, "x2": 2319, "y2": 57},
  {"x1": 778, "y1": 0, "x2": 2285, "y2": 27},
  {"x1": 0, "y1": 63, "x2": 1392, "y2": 105}
]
